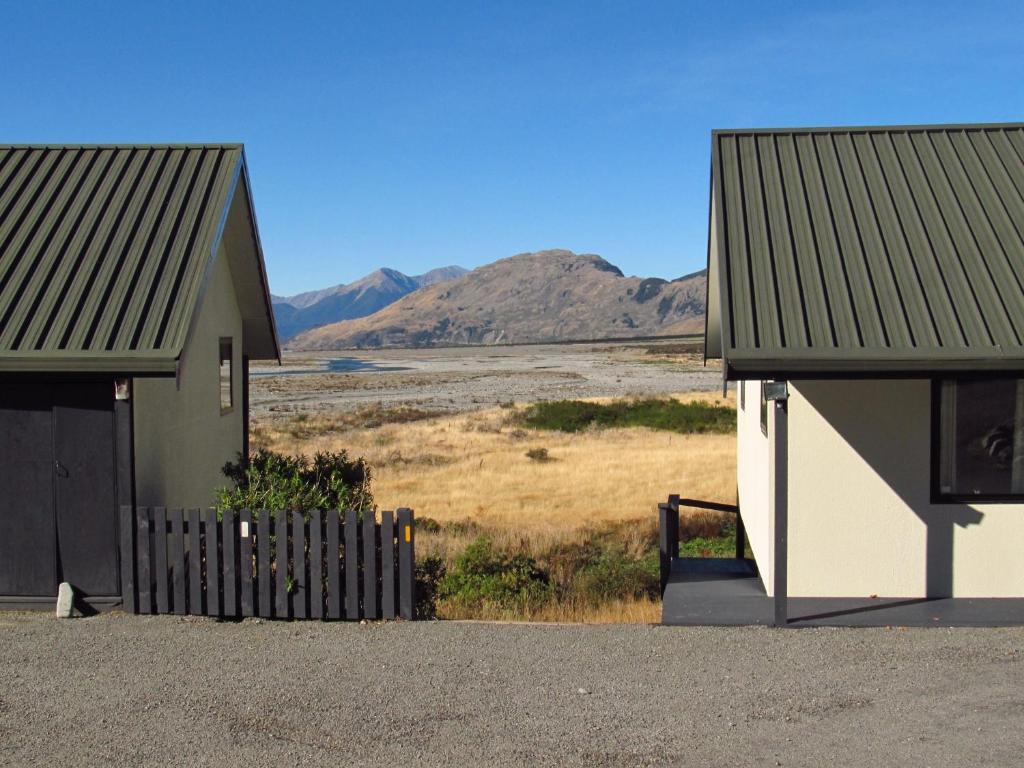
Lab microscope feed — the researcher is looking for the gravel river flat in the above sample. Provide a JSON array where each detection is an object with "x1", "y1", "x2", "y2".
[{"x1": 1, "y1": 612, "x2": 1022, "y2": 767}]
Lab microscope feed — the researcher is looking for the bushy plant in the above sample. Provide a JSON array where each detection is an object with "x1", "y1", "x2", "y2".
[
  {"x1": 415, "y1": 555, "x2": 446, "y2": 619},
  {"x1": 439, "y1": 537, "x2": 553, "y2": 611},
  {"x1": 570, "y1": 548, "x2": 659, "y2": 605},
  {"x1": 518, "y1": 397, "x2": 735, "y2": 434},
  {"x1": 215, "y1": 449, "x2": 373, "y2": 518}
]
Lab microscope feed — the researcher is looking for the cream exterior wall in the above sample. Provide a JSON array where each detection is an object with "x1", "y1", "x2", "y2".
[
  {"x1": 133, "y1": 244, "x2": 244, "y2": 509},
  {"x1": 737, "y1": 380, "x2": 773, "y2": 592},
  {"x1": 737, "y1": 379, "x2": 1024, "y2": 598}
]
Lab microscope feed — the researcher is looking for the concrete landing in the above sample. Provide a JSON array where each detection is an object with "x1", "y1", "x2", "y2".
[{"x1": 661, "y1": 558, "x2": 1024, "y2": 627}]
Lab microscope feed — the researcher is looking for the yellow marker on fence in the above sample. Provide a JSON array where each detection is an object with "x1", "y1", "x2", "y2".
[{"x1": 404, "y1": 526, "x2": 411, "y2": 542}]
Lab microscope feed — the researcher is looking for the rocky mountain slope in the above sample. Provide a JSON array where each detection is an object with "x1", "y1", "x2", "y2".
[
  {"x1": 272, "y1": 265, "x2": 468, "y2": 340},
  {"x1": 287, "y1": 250, "x2": 706, "y2": 349}
]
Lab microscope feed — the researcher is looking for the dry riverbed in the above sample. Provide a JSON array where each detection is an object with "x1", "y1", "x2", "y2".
[
  {"x1": 1, "y1": 612, "x2": 1022, "y2": 767},
  {"x1": 250, "y1": 338, "x2": 720, "y2": 420}
]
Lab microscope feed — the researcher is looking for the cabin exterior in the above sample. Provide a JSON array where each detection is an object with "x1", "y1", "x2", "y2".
[
  {"x1": 0, "y1": 144, "x2": 279, "y2": 609},
  {"x1": 665, "y1": 123, "x2": 1024, "y2": 625}
]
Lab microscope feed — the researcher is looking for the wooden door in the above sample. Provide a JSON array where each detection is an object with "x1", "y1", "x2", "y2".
[
  {"x1": 0, "y1": 383, "x2": 57, "y2": 596},
  {"x1": 53, "y1": 382, "x2": 119, "y2": 597}
]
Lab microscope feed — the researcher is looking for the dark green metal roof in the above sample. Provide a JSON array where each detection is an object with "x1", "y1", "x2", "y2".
[
  {"x1": 0, "y1": 144, "x2": 279, "y2": 373},
  {"x1": 705, "y1": 123, "x2": 1024, "y2": 377}
]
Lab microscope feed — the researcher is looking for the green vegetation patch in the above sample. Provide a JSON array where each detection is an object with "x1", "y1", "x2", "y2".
[
  {"x1": 438, "y1": 538, "x2": 554, "y2": 612},
  {"x1": 216, "y1": 449, "x2": 373, "y2": 519},
  {"x1": 517, "y1": 397, "x2": 735, "y2": 434}
]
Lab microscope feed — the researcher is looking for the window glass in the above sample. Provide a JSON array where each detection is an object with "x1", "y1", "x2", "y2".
[
  {"x1": 938, "y1": 379, "x2": 1024, "y2": 497},
  {"x1": 219, "y1": 338, "x2": 233, "y2": 413}
]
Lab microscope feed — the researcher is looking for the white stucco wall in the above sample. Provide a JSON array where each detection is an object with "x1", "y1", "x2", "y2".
[
  {"x1": 737, "y1": 380, "x2": 773, "y2": 591},
  {"x1": 132, "y1": 244, "x2": 245, "y2": 509},
  {"x1": 782, "y1": 379, "x2": 1024, "y2": 598}
]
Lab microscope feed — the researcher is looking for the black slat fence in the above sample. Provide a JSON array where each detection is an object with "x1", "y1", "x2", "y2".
[{"x1": 120, "y1": 507, "x2": 416, "y2": 620}]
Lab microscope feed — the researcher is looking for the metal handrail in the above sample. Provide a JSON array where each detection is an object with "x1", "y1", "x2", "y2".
[{"x1": 659, "y1": 494, "x2": 745, "y2": 593}]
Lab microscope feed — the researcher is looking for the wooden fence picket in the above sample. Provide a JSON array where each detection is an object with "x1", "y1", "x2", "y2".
[
  {"x1": 239, "y1": 510, "x2": 254, "y2": 617},
  {"x1": 309, "y1": 510, "x2": 323, "y2": 619},
  {"x1": 123, "y1": 506, "x2": 414, "y2": 621}
]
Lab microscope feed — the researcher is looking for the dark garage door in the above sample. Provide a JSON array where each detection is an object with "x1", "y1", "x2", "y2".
[{"x1": 0, "y1": 381, "x2": 119, "y2": 598}]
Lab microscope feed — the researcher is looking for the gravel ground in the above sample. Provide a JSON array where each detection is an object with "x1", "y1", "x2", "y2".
[
  {"x1": 2, "y1": 613, "x2": 1022, "y2": 767},
  {"x1": 249, "y1": 340, "x2": 721, "y2": 418}
]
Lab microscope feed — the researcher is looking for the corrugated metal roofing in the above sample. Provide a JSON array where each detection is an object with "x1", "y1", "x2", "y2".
[
  {"x1": 706, "y1": 123, "x2": 1024, "y2": 376},
  {"x1": 0, "y1": 144, "x2": 277, "y2": 373}
]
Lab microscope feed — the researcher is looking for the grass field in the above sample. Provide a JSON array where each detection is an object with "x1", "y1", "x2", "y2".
[{"x1": 252, "y1": 391, "x2": 737, "y2": 622}]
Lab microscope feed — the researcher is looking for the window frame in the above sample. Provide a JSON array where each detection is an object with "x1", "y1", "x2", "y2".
[
  {"x1": 219, "y1": 337, "x2": 234, "y2": 415},
  {"x1": 759, "y1": 381, "x2": 768, "y2": 436},
  {"x1": 930, "y1": 377, "x2": 1024, "y2": 504}
]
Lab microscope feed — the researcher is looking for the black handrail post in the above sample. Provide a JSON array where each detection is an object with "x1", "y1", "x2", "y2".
[{"x1": 659, "y1": 498, "x2": 679, "y2": 594}]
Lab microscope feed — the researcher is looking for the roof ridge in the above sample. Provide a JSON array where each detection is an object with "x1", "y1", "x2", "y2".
[
  {"x1": 0, "y1": 143, "x2": 245, "y2": 150},
  {"x1": 713, "y1": 122, "x2": 1024, "y2": 136}
]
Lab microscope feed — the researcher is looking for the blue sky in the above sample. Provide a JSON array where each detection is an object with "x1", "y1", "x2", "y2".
[{"x1": 1, "y1": 1, "x2": 1022, "y2": 295}]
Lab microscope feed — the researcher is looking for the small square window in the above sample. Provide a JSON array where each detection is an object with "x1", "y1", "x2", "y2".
[
  {"x1": 936, "y1": 378, "x2": 1024, "y2": 500},
  {"x1": 219, "y1": 338, "x2": 233, "y2": 414}
]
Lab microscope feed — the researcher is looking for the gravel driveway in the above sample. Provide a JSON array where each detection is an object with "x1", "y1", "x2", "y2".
[{"x1": 1, "y1": 613, "x2": 1022, "y2": 767}]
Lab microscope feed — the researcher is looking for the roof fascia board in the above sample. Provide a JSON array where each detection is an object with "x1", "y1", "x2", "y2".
[
  {"x1": 708, "y1": 136, "x2": 732, "y2": 363},
  {"x1": 0, "y1": 356, "x2": 178, "y2": 374},
  {"x1": 237, "y1": 149, "x2": 282, "y2": 363},
  {"x1": 175, "y1": 152, "x2": 244, "y2": 383}
]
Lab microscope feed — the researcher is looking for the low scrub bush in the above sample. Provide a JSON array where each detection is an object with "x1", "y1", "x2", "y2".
[
  {"x1": 439, "y1": 537, "x2": 553, "y2": 613},
  {"x1": 525, "y1": 447, "x2": 551, "y2": 462},
  {"x1": 215, "y1": 449, "x2": 373, "y2": 518},
  {"x1": 570, "y1": 548, "x2": 660, "y2": 605},
  {"x1": 415, "y1": 555, "x2": 446, "y2": 619},
  {"x1": 517, "y1": 398, "x2": 735, "y2": 435}
]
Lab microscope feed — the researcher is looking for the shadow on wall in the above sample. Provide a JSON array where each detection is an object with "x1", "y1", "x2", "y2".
[{"x1": 799, "y1": 380, "x2": 982, "y2": 598}]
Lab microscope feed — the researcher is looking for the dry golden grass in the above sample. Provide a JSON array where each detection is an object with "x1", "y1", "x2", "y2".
[
  {"x1": 253, "y1": 392, "x2": 736, "y2": 623},
  {"x1": 446, "y1": 597, "x2": 663, "y2": 624},
  {"x1": 255, "y1": 392, "x2": 736, "y2": 551}
]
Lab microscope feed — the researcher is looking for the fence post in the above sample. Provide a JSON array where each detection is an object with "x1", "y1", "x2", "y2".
[{"x1": 397, "y1": 508, "x2": 415, "y2": 620}]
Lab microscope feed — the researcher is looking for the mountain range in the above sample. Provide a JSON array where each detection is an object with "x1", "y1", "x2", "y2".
[
  {"x1": 283, "y1": 249, "x2": 706, "y2": 350},
  {"x1": 272, "y1": 266, "x2": 468, "y2": 340}
]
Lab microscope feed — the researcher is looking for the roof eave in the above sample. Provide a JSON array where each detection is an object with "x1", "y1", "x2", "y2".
[{"x1": 0, "y1": 354, "x2": 179, "y2": 374}]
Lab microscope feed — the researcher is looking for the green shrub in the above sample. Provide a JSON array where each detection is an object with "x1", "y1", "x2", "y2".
[
  {"x1": 417, "y1": 516, "x2": 443, "y2": 534},
  {"x1": 570, "y1": 548, "x2": 660, "y2": 605},
  {"x1": 215, "y1": 449, "x2": 373, "y2": 519},
  {"x1": 518, "y1": 398, "x2": 735, "y2": 434},
  {"x1": 439, "y1": 537, "x2": 553, "y2": 611},
  {"x1": 415, "y1": 555, "x2": 446, "y2": 619}
]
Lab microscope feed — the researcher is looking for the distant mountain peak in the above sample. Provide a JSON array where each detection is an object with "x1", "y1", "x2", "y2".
[
  {"x1": 287, "y1": 249, "x2": 707, "y2": 350},
  {"x1": 271, "y1": 264, "x2": 468, "y2": 340}
]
